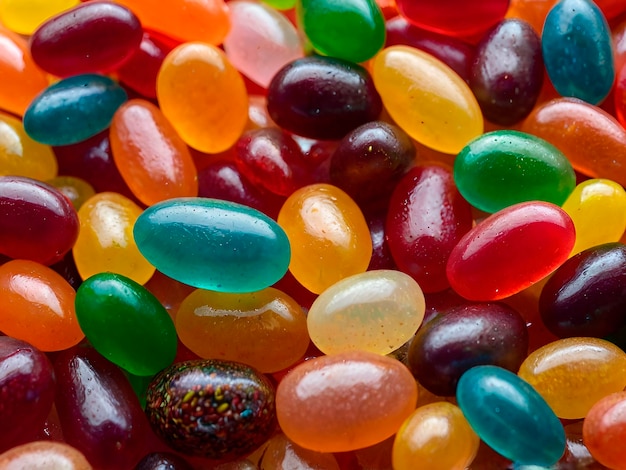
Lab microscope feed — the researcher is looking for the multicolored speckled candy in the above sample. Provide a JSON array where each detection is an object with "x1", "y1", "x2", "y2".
[{"x1": 145, "y1": 359, "x2": 276, "y2": 459}]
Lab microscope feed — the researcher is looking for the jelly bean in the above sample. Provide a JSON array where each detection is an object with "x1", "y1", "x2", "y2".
[
  {"x1": 263, "y1": 0, "x2": 295, "y2": 9},
  {"x1": 307, "y1": 270, "x2": 425, "y2": 355},
  {"x1": 518, "y1": 337, "x2": 626, "y2": 419},
  {"x1": 73, "y1": 192, "x2": 155, "y2": 285},
  {"x1": 46, "y1": 175, "x2": 95, "y2": 210},
  {"x1": 267, "y1": 56, "x2": 382, "y2": 140},
  {"x1": 75, "y1": 272, "x2": 177, "y2": 376},
  {"x1": 616, "y1": 63, "x2": 626, "y2": 128},
  {"x1": 176, "y1": 287, "x2": 309, "y2": 373},
  {"x1": 372, "y1": 45, "x2": 483, "y2": 154},
  {"x1": 366, "y1": 210, "x2": 397, "y2": 270},
  {"x1": 297, "y1": 0, "x2": 385, "y2": 63},
  {"x1": 224, "y1": 1, "x2": 303, "y2": 89},
  {"x1": 134, "y1": 198, "x2": 290, "y2": 292},
  {"x1": 54, "y1": 345, "x2": 149, "y2": 470},
  {"x1": 0, "y1": 176, "x2": 79, "y2": 266},
  {"x1": 276, "y1": 350, "x2": 417, "y2": 452},
  {"x1": 470, "y1": 19, "x2": 543, "y2": 125},
  {"x1": 260, "y1": 433, "x2": 340, "y2": 470},
  {"x1": 277, "y1": 183, "x2": 372, "y2": 294},
  {"x1": 542, "y1": 0, "x2": 615, "y2": 105},
  {"x1": 157, "y1": 42, "x2": 248, "y2": 154},
  {"x1": 0, "y1": 111, "x2": 57, "y2": 181},
  {"x1": 24, "y1": 74, "x2": 128, "y2": 146},
  {"x1": 447, "y1": 201, "x2": 575, "y2": 301},
  {"x1": 521, "y1": 97, "x2": 626, "y2": 186},
  {"x1": 392, "y1": 402, "x2": 479, "y2": 470},
  {"x1": 134, "y1": 452, "x2": 193, "y2": 470},
  {"x1": 51, "y1": 252, "x2": 83, "y2": 291},
  {"x1": 386, "y1": 164, "x2": 474, "y2": 293},
  {"x1": 245, "y1": 95, "x2": 276, "y2": 131},
  {"x1": 583, "y1": 391, "x2": 626, "y2": 469},
  {"x1": 143, "y1": 270, "x2": 194, "y2": 319},
  {"x1": 0, "y1": 337, "x2": 55, "y2": 452},
  {"x1": 408, "y1": 302, "x2": 529, "y2": 396},
  {"x1": 29, "y1": 2, "x2": 142, "y2": 77},
  {"x1": 110, "y1": 99, "x2": 198, "y2": 206},
  {"x1": 0, "y1": 0, "x2": 79, "y2": 35},
  {"x1": 0, "y1": 441, "x2": 92, "y2": 470},
  {"x1": 454, "y1": 130, "x2": 576, "y2": 213},
  {"x1": 146, "y1": 359, "x2": 276, "y2": 459}
]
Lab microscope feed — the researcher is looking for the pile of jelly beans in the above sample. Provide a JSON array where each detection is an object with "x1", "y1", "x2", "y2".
[{"x1": 4, "y1": 0, "x2": 626, "y2": 468}]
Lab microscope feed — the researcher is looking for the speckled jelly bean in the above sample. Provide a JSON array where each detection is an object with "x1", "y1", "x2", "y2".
[
  {"x1": 276, "y1": 350, "x2": 417, "y2": 452},
  {"x1": 24, "y1": 74, "x2": 127, "y2": 146},
  {"x1": 583, "y1": 391, "x2": 626, "y2": 469},
  {"x1": 518, "y1": 337, "x2": 626, "y2": 419},
  {"x1": 260, "y1": 433, "x2": 340, "y2": 470},
  {"x1": 542, "y1": 0, "x2": 614, "y2": 105},
  {"x1": 0, "y1": 441, "x2": 92, "y2": 470},
  {"x1": 134, "y1": 198, "x2": 290, "y2": 292},
  {"x1": 146, "y1": 359, "x2": 276, "y2": 459},
  {"x1": 447, "y1": 201, "x2": 575, "y2": 301},
  {"x1": 46, "y1": 176, "x2": 95, "y2": 211},
  {"x1": 454, "y1": 130, "x2": 576, "y2": 213},
  {"x1": 372, "y1": 45, "x2": 483, "y2": 154},
  {"x1": 0, "y1": 0, "x2": 79, "y2": 35},
  {"x1": 277, "y1": 183, "x2": 372, "y2": 294}
]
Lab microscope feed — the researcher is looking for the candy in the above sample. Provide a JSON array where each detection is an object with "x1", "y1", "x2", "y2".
[
  {"x1": 0, "y1": 0, "x2": 79, "y2": 35},
  {"x1": 134, "y1": 452, "x2": 193, "y2": 470},
  {"x1": 0, "y1": 441, "x2": 92, "y2": 470},
  {"x1": 260, "y1": 433, "x2": 340, "y2": 469},
  {"x1": 583, "y1": 391, "x2": 626, "y2": 469},
  {"x1": 46, "y1": 175, "x2": 95, "y2": 211}
]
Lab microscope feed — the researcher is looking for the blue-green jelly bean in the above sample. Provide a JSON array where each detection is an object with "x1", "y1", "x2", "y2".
[
  {"x1": 456, "y1": 365, "x2": 566, "y2": 467},
  {"x1": 133, "y1": 198, "x2": 291, "y2": 292}
]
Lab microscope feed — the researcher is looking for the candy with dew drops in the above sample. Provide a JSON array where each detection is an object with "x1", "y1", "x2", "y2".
[
  {"x1": 583, "y1": 391, "x2": 626, "y2": 469},
  {"x1": 0, "y1": 441, "x2": 92, "y2": 470}
]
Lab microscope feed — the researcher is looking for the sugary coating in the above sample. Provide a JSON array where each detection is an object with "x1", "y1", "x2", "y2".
[
  {"x1": 583, "y1": 391, "x2": 626, "y2": 469},
  {"x1": 277, "y1": 183, "x2": 372, "y2": 294},
  {"x1": 260, "y1": 433, "x2": 340, "y2": 470},
  {"x1": 392, "y1": 402, "x2": 479, "y2": 470},
  {"x1": 0, "y1": 441, "x2": 92, "y2": 470},
  {"x1": 73, "y1": 192, "x2": 155, "y2": 285},
  {"x1": 276, "y1": 350, "x2": 418, "y2": 452},
  {"x1": 175, "y1": 287, "x2": 309, "y2": 373},
  {"x1": 446, "y1": 201, "x2": 575, "y2": 301},
  {"x1": 46, "y1": 175, "x2": 95, "y2": 211},
  {"x1": 453, "y1": 130, "x2": 576, "y2": 213},
  {"x1": 134, "y1": 198, "x2": 290, "y2": 292},
  {"x1": 456, "y1": 365, "x2": 566, "y2": 466},
  {"x1": 157, "y1": 42, "x2": 249, "y2": 154},
  {"x1": 307, "y1": 270, "x2": 425, "y2": 355},
  {"x1": 23, "y1": 74, "x2": 128, "y2": 146},
  {"x1": 0, "y1": 0, "x2": 79, "y2": 35},
  {"x1": 110, "y1": 99, "x2": 198, "y2": 206},
  {"x1": 145, "y1": 359, "x2": 276, "y2": 459},
  {"x1": 518, "y1": 337, "x2": 626, "y2": 419},
  {"x1": 371, "y1": 45, "x2": 483, "y2": 154}
]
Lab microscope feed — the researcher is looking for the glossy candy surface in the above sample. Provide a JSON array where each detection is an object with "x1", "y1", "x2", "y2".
[
  {"x1": 261, "y1": 433, "x2": 340, "y2": 470},
  {"x1": 583, "y1": 391, "x2": 626, "y2": 469},
  {"x1": 0, "y1": 441, "x2": 92, "y2": 470},
  {"x1": 46, "y1": 176, "x2": 95, "y2": 210},
  {"x1": 0, "y1": 0, "x2": 79, "y2": 35}
]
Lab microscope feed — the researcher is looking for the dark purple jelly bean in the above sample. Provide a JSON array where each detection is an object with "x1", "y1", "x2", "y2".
[
  {"x1": 366, "y1": 209, "x2": 397, "y2": 271},
  {"x1": 134, "y1": 452, "x2": 193, "y2": 470}
]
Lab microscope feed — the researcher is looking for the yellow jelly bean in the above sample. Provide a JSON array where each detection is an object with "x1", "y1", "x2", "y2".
[{"x1": 0, "y1": 0, "x2": 79, "y2": 35}]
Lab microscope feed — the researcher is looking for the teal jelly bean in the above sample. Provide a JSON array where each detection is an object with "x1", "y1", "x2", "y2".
[
  {"x1": 454, "y1": 130, "x2": 576, "y2": 213},
  {"x1": 133, "y1": 198, "x2": 291, "y2": 292},
  {"x1": 456, "y1": 365, "x2": 566, "y2": 466},
  {"x1": 75, "y1": 272, "x2": 178, "y2": 377},
  {"x1": 297, "y1": 0, "x2": 385, "y2": 63},
  {"x1": 542, "y1": 0, "x2": 615, "y2": 105},
  {"x1": 23, "y1": 74, "x2": 128, "y2": 146}
]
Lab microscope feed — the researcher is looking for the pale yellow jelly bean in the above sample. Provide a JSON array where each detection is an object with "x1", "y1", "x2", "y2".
[
  {"x1": 307, "y1": 269, "x2": 425, "y2": 355},
  {"x1": 518, "y1": 337, "x2": 626, "y2": 419},
  {"x1": 371, "y1": 45, "x2": 483, "y2": 154}
]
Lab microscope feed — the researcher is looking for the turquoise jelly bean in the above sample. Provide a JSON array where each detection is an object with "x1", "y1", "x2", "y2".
[
  {"x1": 456, "y1": 365, "x2": 566, "y2": 466},
  {"x1": 542, "y1": 0, "x2": 614, "y2": 105},
  {"x1": 23, "y1": 74, "x2": 128, "y2": 146},
  {"x1": 133, "y1": 198, "x2": 291, "y2": 292}
]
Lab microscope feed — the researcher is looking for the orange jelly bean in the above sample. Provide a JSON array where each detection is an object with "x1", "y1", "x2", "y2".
[
  {"x1": 0, "y1": 259, "x2": 84, "y2": 351},
  {"x1": 157, "y1": 42, "x2": 249, "y2": 154},
  {"x1": 260, "y1": 433, "x2": 340, "y2": 470},
  {"x1": 110, "y1": 99, "x2": 198, "y2": 206},
  {"x1": 583, "y1": 390, "x2": 626, "y2": 470},
  {"x1": 0, "y1": 441, "x2": 92, "y2": 470}
]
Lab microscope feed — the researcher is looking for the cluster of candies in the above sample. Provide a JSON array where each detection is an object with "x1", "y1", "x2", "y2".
[{"x1": 4, "y1": 0, "x2": 626, "y2": 468}]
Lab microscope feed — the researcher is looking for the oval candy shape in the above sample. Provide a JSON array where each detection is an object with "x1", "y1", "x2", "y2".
[
  {"x1": 276, "y1": 350, "x2": 418, "y2": 452},
  {"x1": 0, "y1": 442, "x2": 91, "y2": 470},
  {"x1": 134, "y1": 198, "x2": 291, "y2": 292},
  {"x1": 446, "y1": 201, "x2": 575, "y2": 301},
  {"x1": 583, "y1": 391, "x2": 626, "y2": 469},
  {"x1": 0, "y1": 0, "x2": 80, "y2": 35}
]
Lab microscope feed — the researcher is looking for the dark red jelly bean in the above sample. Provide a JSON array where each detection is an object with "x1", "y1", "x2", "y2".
[
  {"x1": 30, "y1": 1, "x2": 143, "y2": 77},
  {"x1": 0, "y1": 176, "x2": 79, "y2": 266},
  {"x1": 366, "y1": 209, "x2": 397, "y2": 271},
  {"x1": 267, "y1": 56, "x2": 382, "y2": 140}
]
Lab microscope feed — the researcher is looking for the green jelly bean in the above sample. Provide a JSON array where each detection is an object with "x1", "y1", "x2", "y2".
[
  {"x1": 75, "y1": 272, "x2": 178, "y2": 377},
  {"x1": 454, "y1": 130, "x2": 576, "y2": 213}
]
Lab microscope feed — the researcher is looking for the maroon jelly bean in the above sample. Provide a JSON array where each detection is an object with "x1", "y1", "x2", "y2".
[{"x1": 366, "y1": 209, "x2": 397, "y2": 271}]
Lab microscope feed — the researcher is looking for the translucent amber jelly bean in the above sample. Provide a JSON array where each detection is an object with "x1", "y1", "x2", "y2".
[
  {"x1": 583, "y1": 391, "x2": 626, "y2": 469},
  {"x1": 157, "y1": 42, "x2": 248, "y2": 154},
  {"x1": 0, "y1": 176, "x2": 79, "y2": 265},
  {"x1": 261, "y1": 433, "x2": 340, "y2": 470},
  {"x1": 372, "y1": 45, "x2": 483, "y2": 154},
  {"x1": 0, "y1": 441, "x2": 91, "y2": 470},
  {"x1": 0, "y1": 0, "x2": 79, "y2": 35},
  {"x1": 307, "y1": 270, "x2": 425, "y2": 355},
  {"x1": 29, "y1": 1, "x2": 142, "y2": 77},
  {"x1": 46, "y1": 175, "x2": 95, "y2": 210},
  {"x1": 176, "y1": 287, "x2": 309, "y2": 373},
  {"x1": 110, "y1": 99, "x2": 198, "y2": 206},
  {"x1": 0, "y1": 260, "x2": 84, "y2": 351},
  {"x1": 456, "y1": 365, "x2": 566, "y2": 466},
  {"x1": 446, "y1": 201, "x2": 575, "y2": 301},
  {"x1": 73, "y1": 192, "x2": 155, "y2": 284},
  {"x1": 276, "y1": 350, "x2": 418, "y2": 452},
  {"x1": 518, "y1": 337, "x2": 626, "y2": 419},
  {"x1": 277, "y1": 183, "x2": 372, "y2": 294},
  {"x1": 392, "y1": 402, "x2": 479, "y2": 470}
]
